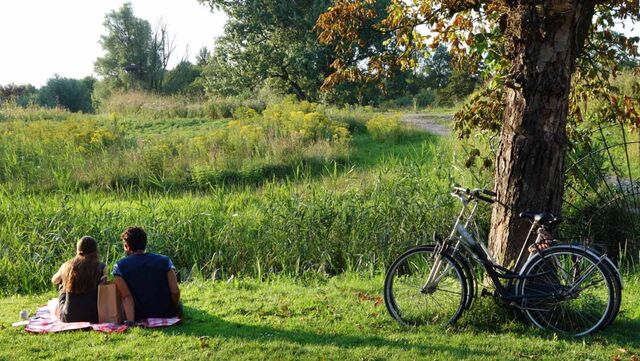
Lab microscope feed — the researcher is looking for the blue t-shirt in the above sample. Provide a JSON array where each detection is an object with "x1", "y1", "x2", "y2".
[{"x1": 113, "y1": 253, "x2": 176, "y2": 320}]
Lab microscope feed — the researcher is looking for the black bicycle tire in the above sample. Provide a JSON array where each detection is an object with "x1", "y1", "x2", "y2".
[
  {"x1": 387, "y1": 245, "x2": 476, "y2": 310},
  {"x1": 450, "y1": 247, "x2": 477, "y2": 310},
  {"x1": 534, "y1": 245, "x2": 622, "y2": 330},
  {"x1": 517, "y1": 247, "x2": 616, "y2": 336},
  {"x1": 588, "y1": 249, "x2": 622, "y2": 330},
  {"x1": 384, "y1": 245, "x2": 468, "y2": 326}
]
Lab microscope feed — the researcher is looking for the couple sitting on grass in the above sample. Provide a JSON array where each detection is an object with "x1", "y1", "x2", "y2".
[{"x1": 51, "y1": 226, "x2": 181, "y2": 325}]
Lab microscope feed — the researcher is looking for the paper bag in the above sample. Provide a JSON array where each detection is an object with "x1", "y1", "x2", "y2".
[{"x1": 97, "y1": 282, "x2": 123, "y2": 324}]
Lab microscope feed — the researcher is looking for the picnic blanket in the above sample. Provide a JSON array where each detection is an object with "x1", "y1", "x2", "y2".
[{"x1": 19, "y1": 299, "x2": 181, "y2": 334}]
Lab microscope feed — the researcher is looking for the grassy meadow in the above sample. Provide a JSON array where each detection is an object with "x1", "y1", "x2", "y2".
[
  {"x1": 3, "y1": 96, "x2": 640, "y2": 360},
  {"x1": 1, "y1": 274, "x2": 639, "y2": 360},
  {"x1": 0, "y1": 98, "x2": 483, "y2": 295}
]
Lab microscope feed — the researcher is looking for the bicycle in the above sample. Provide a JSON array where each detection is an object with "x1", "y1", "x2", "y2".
[{"x1": 383, "y1": 186, "x2": 623, "y2": 337}]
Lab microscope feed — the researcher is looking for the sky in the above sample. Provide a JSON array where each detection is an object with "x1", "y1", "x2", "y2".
[
  {"x1": 0, "y1": 2, "x2": 637, "y2": 87},
  {"x1": 0, "y1": 0, "x2": 226, "y2": 86}
]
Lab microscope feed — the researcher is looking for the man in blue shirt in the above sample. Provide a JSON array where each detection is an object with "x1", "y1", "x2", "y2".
[{"x1": 113, "y1": 227, "x2": 181, "y2": 323}]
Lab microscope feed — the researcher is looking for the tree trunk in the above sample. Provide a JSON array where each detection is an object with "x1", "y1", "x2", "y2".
[{"x1": 488, "y1": 1, "x2": 596, "y2": 267}]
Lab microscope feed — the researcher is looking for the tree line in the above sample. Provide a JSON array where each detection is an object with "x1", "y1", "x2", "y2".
[{"x1": 0, "y1": 1, "x2": 482, "y2": 113}]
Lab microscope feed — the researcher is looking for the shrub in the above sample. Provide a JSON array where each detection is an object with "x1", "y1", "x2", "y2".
[
  {"x1": 0, "y1": 102, "x2": 73, "y2": 122},
  {"x1": 38, "y1": 76, "x2": 95, "y2": 113},
  {"x1": 379, "y1": 96, "x2": 414, "y2": 109},
  {"x1": 366, "y1": 115, "x2": 403, "y2": 142},
  {"x1": 232, "y1": 106, "x2": 259, "y2": 119},
  {"x1": 414, "y1": 88, "x2": 436, "y2": 108}
]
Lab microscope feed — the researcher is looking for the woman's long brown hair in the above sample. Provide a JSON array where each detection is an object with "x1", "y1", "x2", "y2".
[{"x1": 61, "y1": 236, "x2": 102, "y2": 294}]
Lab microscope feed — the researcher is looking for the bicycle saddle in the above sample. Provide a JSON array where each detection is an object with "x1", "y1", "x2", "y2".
[{"x1": 519, "y1": 211, "x2": 564, "y2": 225}]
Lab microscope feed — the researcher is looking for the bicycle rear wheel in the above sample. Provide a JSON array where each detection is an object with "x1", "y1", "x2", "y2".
[
  {"x1": 594, "y1": 253, "x2": 622, "y2": 330},
  {"x1": 384, "y1": 246, "x2": 467, "y2": 326},
  {"x1": 517, "y1": 247, "x2": 615, "y2": 336}
]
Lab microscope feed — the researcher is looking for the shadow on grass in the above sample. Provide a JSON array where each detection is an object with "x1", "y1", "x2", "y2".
[
  {"x1": 96, "y1": 131, "x2": 441, "y2": 193},
  {"x1": 157, "y1": 305, "x2": 498, "y2": 357},
  {"x1": 422, "y1": 295, "x2": 640, "y2": 348},
  {"x1": 348, "y1": 132, "x2": 439, "y2": 168},
  {"x1": 596, "y1": 318, "x2": 640, "y2": 347}
]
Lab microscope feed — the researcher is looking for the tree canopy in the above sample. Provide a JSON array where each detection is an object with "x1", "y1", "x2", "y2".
[
  {"x1": 94, "y1": 2, "x2": 174, "y2": 93},
  {"x1": 197, "y1": 0, "x2": 337, "y2": 100},
  {"x1": 95, "y1": 3, "x2": 154, "y2": 90},
  {"x1": 38, "y1": 76, "x2": 95, "y2": 113},
  {"x1": 317, "y1": 0, "x2": 640, "y2": 133},
  {"x1": 318, "y1": 0, "x2": 639, "y2": 264},
  {"x1": 197, "y1": 0, "x2": 404, "y2": 102}
]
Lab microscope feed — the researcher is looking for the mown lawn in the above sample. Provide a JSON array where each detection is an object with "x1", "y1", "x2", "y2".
[{"x1": 1, "y1": 274, "x2": 639, "y2": 360}]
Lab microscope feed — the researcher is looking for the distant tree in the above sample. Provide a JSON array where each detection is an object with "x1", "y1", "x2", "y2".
[
  {"x1": 162, "y1": 61, "x2": 202, "y2": 95},
  {"x1": 421, "y1": 45, "x2": 452, "y2": 89},
  {"x1": 149, "y1": 19, "x2": 176, "y2": 91},
  {"x1": 435, "y1": 69, "x2": 478, "y2": 107},
  {"x1": 38, "y1": 76, "x2": 95, "y2": 113},
  {"x1": 94, "y1": 2, "x2": 174, "y2": 93},
  {"x1": 0, "y1": 83, "x2": 38, "y2": 106},
  {"x1": 95, "y1": 2, "x2": 154, "y2": 90},
  {"x1": 197, "y1": 0, "x2": 392, "y2": 101},
  {"x1": 195, "y1": 47, "x2": 211, "y2": 66}
]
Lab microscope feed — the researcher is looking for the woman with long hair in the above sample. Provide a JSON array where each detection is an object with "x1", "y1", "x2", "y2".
[{"x1": 51, "y1": 236, "x2": 107, "y2": 323}]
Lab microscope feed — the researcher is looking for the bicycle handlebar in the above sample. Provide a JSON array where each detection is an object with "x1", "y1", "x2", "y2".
[{"x1": 452, "y1": 186, "x2": 495, "y2": 204}]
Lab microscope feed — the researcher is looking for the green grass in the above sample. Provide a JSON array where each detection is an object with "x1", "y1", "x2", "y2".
[
  {"x1": 0, "y1": 139, "x2": 462, "y2": 295},
  {"x1": 1, "y1": 96, "x2": 639, "y2": 360},
  {"x1": 1, "y1": 274, "x2": 639, "y2": 360},
  {"x1": 1, "y1": 99, "x2": 482, "y2": 295}
]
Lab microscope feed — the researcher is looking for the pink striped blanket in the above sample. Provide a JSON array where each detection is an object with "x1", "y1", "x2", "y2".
[{"x1": 20, "y1": 299, "x2": 181, "y2": 334}]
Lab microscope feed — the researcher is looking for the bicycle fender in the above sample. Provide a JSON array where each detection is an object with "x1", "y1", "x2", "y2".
[{"x1": 520, "y1": 244, "x2": 623, "y2": 289}]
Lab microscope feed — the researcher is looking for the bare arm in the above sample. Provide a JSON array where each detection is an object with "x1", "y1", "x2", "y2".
[
  {"x1": 100, "y1": 266, "x2": 108, "y2": 284},
  {"x1": 167, "y1": 270, "x2": 180, "y2": 306},
  {"x1": 51, "y1": 263, "x2": 66, "y2": 285},
  {"x1": 114, "y1": 276, "x2": 135, "y2": 323}
]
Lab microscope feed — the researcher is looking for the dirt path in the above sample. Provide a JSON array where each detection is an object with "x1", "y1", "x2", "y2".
[{"x1": 401, "y1": 113, "x2": 451, "y2": 136}]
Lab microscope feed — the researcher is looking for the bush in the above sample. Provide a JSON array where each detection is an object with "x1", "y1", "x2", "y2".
[
  {"x1": 232, "y1": 106, "x2": 259, "y2": 119},
  {"x1": 98, "y1": 92, "x2": 268, "y2": 121},
  {"x1": 414, "y1": 88, "x2": 436, "y2": 108},
  {"x1": 38, "y1": 76, "x2": 95, "y2": 113},
  {"x1": 162, "y1": 61, "x2": 201, "y2": 95},
  {"x1": 0, "y1": 83, "x2": 38, "y2": 107},
  {"x1": 379, "y1": 96, "x2": 414, "y2": 109},
  {"x1": 0, "y1": 98, "x2": 350, "y2": 192},
  {"x1": 366, "y1": 115, "x2": 403, "y2": 142},
  {"x1": 0, "y1": 102, "x2": 72, "y2": 122}
]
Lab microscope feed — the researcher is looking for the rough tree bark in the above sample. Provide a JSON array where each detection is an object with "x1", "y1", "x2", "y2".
[{"x1": 489, "y1": 0, "x2": 597, "y2": 266}]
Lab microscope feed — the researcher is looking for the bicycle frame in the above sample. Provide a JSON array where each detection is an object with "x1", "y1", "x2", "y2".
[{"x1": 422, "y1": 189, "x2": 607, "y2": 303}]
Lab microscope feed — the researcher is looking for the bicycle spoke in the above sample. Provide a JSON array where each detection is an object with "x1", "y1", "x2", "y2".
[
  {"x1": 520, "y1": 250, "x2": 612, "y2": 336},
  {"x1": 434, "y1": 287, "x2": 462, "y2": 295},
  {"x1": 385, "y1": 247, "x2": 466, "y2": 327}
]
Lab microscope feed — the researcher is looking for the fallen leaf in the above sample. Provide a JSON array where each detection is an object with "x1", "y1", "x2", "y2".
[
  {"x1": 357, "y1": 292, "x2": 382, "y2": 305},
  {"x1": 631, "y1": 355, "x2": 638, "y2": 361},
  {"x1": 613, "y1": 355, "x2": 621, "y2": 361}
]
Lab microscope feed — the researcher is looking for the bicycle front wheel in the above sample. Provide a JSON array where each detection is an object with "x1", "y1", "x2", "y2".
[
  {"x1": 517, "y1": 247, "x2": 615, "y2": 336},
  {"x1": 384, "y1": 246, "x2": 467, "y2": 326}
]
